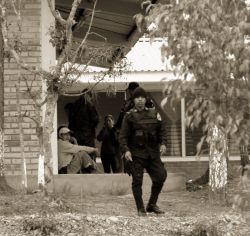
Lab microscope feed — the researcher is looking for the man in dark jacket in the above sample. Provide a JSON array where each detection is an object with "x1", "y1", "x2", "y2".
[
  {"x1": 119, "y1": 86, "x2": 167, "y2": 216},
  {"x1": 69, "y1": 89, "x2": 99, "y2": 161},
  {"x1": 97, "y1": 114, "x2": 121, "y2": 173}
]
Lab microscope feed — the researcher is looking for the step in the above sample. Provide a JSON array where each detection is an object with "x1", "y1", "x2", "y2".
[{"x1": 47, "y1": 172, "x2": 186, "y2": 196}]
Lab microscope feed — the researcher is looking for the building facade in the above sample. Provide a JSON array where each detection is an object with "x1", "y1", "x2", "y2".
[
  {"x1": 3, "y1": 4, "x2": 240, "y2": 179},
  {"x1": 57, "y1": 38, "x2": 241, "y2": 175}
]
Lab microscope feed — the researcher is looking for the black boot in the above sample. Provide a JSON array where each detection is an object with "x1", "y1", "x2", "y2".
[
  {"x1": 138, "y1": 208, "x2": 147, "y2": 217},
  {"x1": 132, "y1": 186, "x2": 147, "y2": 216},
  {"x1": 132, "y1": 175, "x2": 147, "y2": 216},
  {"x1": 147, "y1": 181, "x2": 164, "y2": 214},
  {"x1": 134, "y1": 197, "x2": 147, "y2": 216},
  {"x1": 146, "y1": 204, "x2": 164, "y2": 214}
]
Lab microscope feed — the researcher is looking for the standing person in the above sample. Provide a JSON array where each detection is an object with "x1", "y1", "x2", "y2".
[
  {"x1": 119, "y1": 86, "x2": 167, "y2": 216},
  {"x1": 115, "y1": 82, "x2": 139, "y2": 130},
  {"x1": 69, "y1": 89, "x2": 99, "y2": 161},
  {"x1": 115, "y1": 82, "x2": 154, "y2": 172},
  {"x1": 116, "y1": 82, "x2": 154, "y2": 130},
  {"x1": 97, "y1": 115, "x2": 121, "y2": 173},
  {"x1": 58, "y1": 127, "x2": 100, "y2": 174}
]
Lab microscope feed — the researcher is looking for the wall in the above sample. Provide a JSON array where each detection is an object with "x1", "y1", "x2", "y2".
[{"x1": 4, "y1": 0, "x2": 55, "y2": 176}]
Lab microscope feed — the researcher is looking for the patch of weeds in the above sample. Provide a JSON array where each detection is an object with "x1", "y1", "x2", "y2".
[
  {"x1": 161, "y1": 228, "x2": 195, "y2": 236},
  {"x1": 233, "y1": 193, "x2": 250, "y2": 212},
  {"x1": 165, "y1": 221, "x2": 220, "y2": 236},
  {"x1": 44, "y1": 185, "x2": 73, "y2": 213},
  {"x1": 22, "y1": 216, "x2": 58, "y2": 236},
  {"x1": 22, "y1": 198, "x2": 58, "y2": 235},
  {"x1": 163, "y1": 229, "x2": 188, "y2": 236},
  {"x1": 0, "y1": 207, "x2": 17, "y2": 216},
  {"x1": 0, "y1": 199, "x2": 23, "y2": 216},
  {"x1": 21, "y1": 190, "x2": 74, "y2": 235},
  {"x1": 47, "y1": 194, "x2": 73, "y2": 213},
  {"x1": 190, "y1": 222, "x2": 219, "y2": 236}
]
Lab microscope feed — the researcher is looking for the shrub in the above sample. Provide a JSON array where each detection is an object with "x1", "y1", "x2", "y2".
[{"x1": 22, "y1": 216, "x2": 58, "y2": 235}]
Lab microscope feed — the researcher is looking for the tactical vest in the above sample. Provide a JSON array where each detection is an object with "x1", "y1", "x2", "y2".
[{"x1": 128, "y1": 109, "x2": 160, "y2": 148}]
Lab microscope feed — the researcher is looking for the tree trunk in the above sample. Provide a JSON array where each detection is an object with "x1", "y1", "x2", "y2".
[
  {"x1": 0, "y1": 13, "x2": 12, "y2": 192},
  {"x1": 0, "y1": 7, "x2": 4, "y2": 178},
  {"x1": 16, "y1": 69, "x2": 27, "y2": 192},
  {"x1": 43, "y1": 90, "x2": 58, "y2": 192},
  {"x1": 208, "y1": 125, "x2": 228, "y2": 203},
  {"x1": 0, "y1": 128, "x2": 10, "y2": 192}
]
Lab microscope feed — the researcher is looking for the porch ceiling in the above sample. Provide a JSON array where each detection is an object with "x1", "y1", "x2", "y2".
[{"x1": 55, "y1": 0, "x2": 157, "y2": 67}]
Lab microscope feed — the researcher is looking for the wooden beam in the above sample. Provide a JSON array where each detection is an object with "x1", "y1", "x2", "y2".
[{"x1": 56, "y1": 0, "x2": 143, "y2": 16}]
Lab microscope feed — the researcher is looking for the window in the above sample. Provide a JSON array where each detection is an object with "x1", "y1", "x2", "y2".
[{"x1": 150, "y1": 92, "x2": 182, "y2": 157}]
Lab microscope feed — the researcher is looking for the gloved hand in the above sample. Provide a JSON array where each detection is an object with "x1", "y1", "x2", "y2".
[
  {"x1": 122, "y1": 151, "x2": 134, "y2": 176},
  {"x1": 160, "y1": 144, "x2": 167, "y2": 156},
  {"x1": 124, "y1": 151, "x2": 132, "y2": 161},
  {"x1": 123, "y1": 159, "x2": 135, "y2": 176}
]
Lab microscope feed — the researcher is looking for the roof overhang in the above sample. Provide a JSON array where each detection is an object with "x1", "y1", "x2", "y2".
[
  {"x1": 63, "y1": 70, "x2": 175, "y2": 94},
  {"x1": 55, "y1": 0, "x2": 158, "y2": 68}
]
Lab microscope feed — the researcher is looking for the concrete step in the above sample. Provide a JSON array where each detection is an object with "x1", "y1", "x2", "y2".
[{"x1": 47, "y1": 172, "x2": 186, "y2": 196}]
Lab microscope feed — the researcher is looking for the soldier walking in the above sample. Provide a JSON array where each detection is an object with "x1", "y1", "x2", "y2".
[{"x1": 119, "y1": 86, "x2": 167, "y2": 216}]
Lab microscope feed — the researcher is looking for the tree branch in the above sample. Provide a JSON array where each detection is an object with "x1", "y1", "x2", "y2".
[
  {"x1": 77, "y1": 0, "x2": 97, "y2": 53},
  {"x1": 47, "y1": 0, "x2": 66, "y2": 26},
  {"x1": 68, "y1": 0, "x2": 83, "y2": 25}
]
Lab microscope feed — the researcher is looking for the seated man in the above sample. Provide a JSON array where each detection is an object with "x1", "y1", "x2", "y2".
[{"x1": 58, "y1": 127, "x2": 99, "y2": 174}]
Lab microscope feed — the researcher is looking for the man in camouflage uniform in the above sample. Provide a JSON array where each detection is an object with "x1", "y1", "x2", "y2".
[{"x1": 119, "y1": 87, "x2": 167, "y2": 216}]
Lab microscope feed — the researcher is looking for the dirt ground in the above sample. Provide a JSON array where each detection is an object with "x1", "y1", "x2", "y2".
[{"x1": 0, "y1": 178, "x2": 249, "y2": 236}]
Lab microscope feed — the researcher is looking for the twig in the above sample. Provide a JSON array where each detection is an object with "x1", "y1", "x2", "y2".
[
  {"x1": 74, "y1": 0, "x2": 98, "y2": 61},
  {"x1": 47, "y1": 0, "x2": 66, "y2": 26}
]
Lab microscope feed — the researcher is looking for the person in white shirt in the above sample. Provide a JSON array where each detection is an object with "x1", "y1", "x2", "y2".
[{"x1": 58, "y1": 127, "x2": 99, "y2": 174}]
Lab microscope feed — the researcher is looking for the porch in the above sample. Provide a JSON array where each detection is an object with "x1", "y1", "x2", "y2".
[
  {"x1": 5, "y1": 171, "x2": 185, "y2": 195},
  {"x1": 4, "y1": 157, "x2": 241, "y2": 195}
]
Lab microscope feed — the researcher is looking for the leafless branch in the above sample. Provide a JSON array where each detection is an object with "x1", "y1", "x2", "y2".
[
  {"x1": 78, "y1": 0, "x2": 97, "y2": 50},
  {"x1": 68, "y1": 0, "x2": 82, "y2": 25},
  {"x1": 21, "y1": 73, "x2": 36, "y2": 89},
  {"x1": 55, "y1": 0, "x2": 84, "y2": 70},
  {"x1": 21, "y1": 74, "x2": 47, "y2": 108},
  {"x1": 88, "y1": 32, "x2": 107, "y2": 42},
  {"x1": 21, "y1": 112, "x2": 40, "y2": 128},
  {"x1": 71, "y1": 0, "x2": 98, "y2": 64},
  {"x1": 62, "y1": 67, "x2": 112, "y2": 96},
  {"x1": 47, "y1": 0, "x2": 66, "y2": 26}
]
